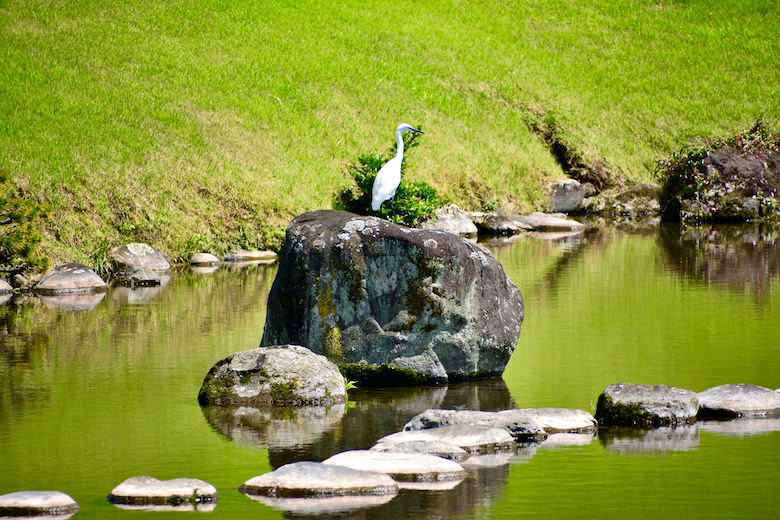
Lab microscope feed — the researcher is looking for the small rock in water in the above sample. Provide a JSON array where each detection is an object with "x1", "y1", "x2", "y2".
[
  {"x1": 198, "y1": 345, "x2": 347, "y2": 406},
  {"x1": 32, "y1": 263, "x2": 107, "y2": 295},
  {"x1": 0, "y1": 490, "x2": 80, "y2": 517},
  {"x1": 369, "y1": 440, "x2": 470, "y2": 462},
  {"x1": 698, "y1": 384, "x2": 780, "y2": 418},
  {"x1": 109, "y1": 243, "x2": 171, "y2": 273},
  {"x1": 403, "y1": 409, "x2": 547, "y2": 442},
  {"x1": 595, "y1": 383, "x2": 699, "y2": 426},
  {"x1": 376, "y1": 424, "x2": 515, "y2": 454},
  {"x1": 239, "y1": 461, "x2": 398, "y2": 498},
  {"x1": 0, "y1": 279, "x2": 12, "y2": 294},
  {"x1": 107, "y1": 475, "x2": 217, "y2": 507},
  {"x1": 189, "y1": 252, "x2": 220, "y2": 266},
  {"x1": 322, "y1": 450, "x2": 467, "y2": 484},
  {"x1": 549, "y1": 179, "x2": 585, "y2": 212}
]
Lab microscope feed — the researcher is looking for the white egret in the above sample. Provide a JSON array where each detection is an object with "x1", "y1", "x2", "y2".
[{"x1": 371, "y1": 123, "x2": 424, "y2": 220}]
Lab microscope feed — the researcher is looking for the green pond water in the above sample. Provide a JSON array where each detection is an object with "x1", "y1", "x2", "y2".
[{"x1": 1, "y1": 223, "x2": 779, "y2": 519}]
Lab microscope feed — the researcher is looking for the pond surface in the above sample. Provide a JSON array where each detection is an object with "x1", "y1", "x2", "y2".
[{"x1": 1, "y1": 223, "x2": 779, "y2": 519}]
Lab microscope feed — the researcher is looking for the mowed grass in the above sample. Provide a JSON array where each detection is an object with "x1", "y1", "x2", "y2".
[{"x1": 1, "y1": 0, "x2": 778, "y2": 267}]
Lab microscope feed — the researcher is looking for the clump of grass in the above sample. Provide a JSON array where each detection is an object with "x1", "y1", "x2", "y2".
[
  {"x1": 335, "y1": 128, "x2": 449, "y2": 226},
  {"x1": 0, "y1": 170, "x2": 50, "y2": 275}
]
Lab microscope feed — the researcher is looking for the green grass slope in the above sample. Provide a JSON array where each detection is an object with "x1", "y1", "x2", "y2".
[{"x1": 1, "y1": 0, "x2": 778, "y2": 269}]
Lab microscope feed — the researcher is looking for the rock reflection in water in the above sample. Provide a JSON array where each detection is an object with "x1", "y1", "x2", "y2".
[
  {"x1": 201, "y1": 404, "x2": 346, "y2": 462},
  {"x1": 658, "y1": 223, "x2": 780, "y2": 293},
  {"x1": 699, "y1": 417, "x2": 780, "y2": 437},
  {"x1": 600, "y1": 424, "x2": 700, "y2": 454}
]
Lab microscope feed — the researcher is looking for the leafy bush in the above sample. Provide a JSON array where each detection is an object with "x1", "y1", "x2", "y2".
[
  {"x1": 0, "y1": 171, "x2": 50, "y2": 275},
  {"x1": 335, "y1": 128, "x2": 448, "y2": 226},
  {"x1": 655, "y1": 121, "x2": 780, "y2": 219}
]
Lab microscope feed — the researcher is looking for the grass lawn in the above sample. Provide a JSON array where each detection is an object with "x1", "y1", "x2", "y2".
[{"x1": 1, "y1": 0, "x2": 778, "y2": 268}]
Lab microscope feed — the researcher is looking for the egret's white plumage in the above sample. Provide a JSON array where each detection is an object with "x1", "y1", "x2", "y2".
[{"x1": 371, "y1": 123, "x2": 424, "y2": 215}]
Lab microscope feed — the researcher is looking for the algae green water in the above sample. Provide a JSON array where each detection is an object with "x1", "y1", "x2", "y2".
[{"x1": 1, "y1": 225, "x2": 778, "y2": 519}]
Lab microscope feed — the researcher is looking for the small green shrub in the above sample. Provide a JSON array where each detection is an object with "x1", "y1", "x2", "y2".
[
  {"x1": 335, "y1": 128, "x2": 449, "y2": 226},
  {"x1": 0, "y1": 171, "x2": 50, "y2": 275}
]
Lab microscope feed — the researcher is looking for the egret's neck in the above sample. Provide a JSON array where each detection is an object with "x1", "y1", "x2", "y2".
[{"x1": 395, "y1": 130, "x2": 405, "y2": 158}]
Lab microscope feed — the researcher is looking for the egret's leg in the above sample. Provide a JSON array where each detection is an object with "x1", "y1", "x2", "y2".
[{"x1": 391, "y1": 199, "x2": 396, "y2": 223}]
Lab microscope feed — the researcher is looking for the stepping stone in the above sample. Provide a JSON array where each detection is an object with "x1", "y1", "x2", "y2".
[
  {"x1": 107, "y1": 476, "x2": 217, "y2": 507},
  {"x1": 223, "y1": 250, "x2": 278, "y2": 263},
  {"x1": 0, "y1": 490, "x2": 80, "y2": 517},
  {"x1": 403, "y1": 409, "x2": 547, "y2": 442},
  {"x1": 32, "y1": 263, "x2": 107, "y2": 295},
  {"x1": 376, "y1": 424, "x2": 515, "y2": 454},
  {"x1": 516, "y1": 408, "x2": 598, "y2": 434},
  {"x1": 698, "y1": 384, "x2": 780, "y2": 418},
  {"x1": 189, "y1": 252, "x2": 220, "y2": 266},
  {"x1": 109, "y1": 243, "x2": 171, "y2": 272},
  {"x1": 369, "y1": 440, "x2": 470, "y2": 462},
  {"x1": 514, "y1": 212, "x2": 585, "y2": 230},
  {"x1": 239, "y1": 461, "x2": 398, "y2": 498},
  {"x1": 322, "y1": 450, "x2": 466, "y2": 484},
  {"x1": 595, "y1": 383, "x2": 699, "y2": 426}
]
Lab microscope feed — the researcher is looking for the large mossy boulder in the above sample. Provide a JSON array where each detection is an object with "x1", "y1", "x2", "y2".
[
  {"x1": 198, "y1": 345, "x2": 347, "y2": 406},
  {"x1": 260, "y1": 210, "x2": 524, "y2": 384}
]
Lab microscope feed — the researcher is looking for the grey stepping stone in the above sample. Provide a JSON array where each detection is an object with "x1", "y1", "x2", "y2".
[
  {"x1": 107, "y1": 475, "x2": 217, "y2": 507},
  {"x1": 370, "y1": 440, "x2": 470, "y2": 462},
  {"x1": 33, "y1": 263, "x2": 107, "y2": 295},
  {"x1": 189, "y1": 252, "x2": 220, "y2": 266},
  {"x1": 596, "y1": 383, "x2": 699, "y2": 426},
  {"x1": 239, "y1": 461, "x2": 398, "y2": 498},
  {"x1": 376, "y1": 424, "x2": 515, "y2": 454},
  {"x1": 109, "y1": 243, "x2": 171, "y2": 272},
  {"x1": 0, "y1": 490, "x2": 79, "y2": 517},
  {"x1": 698, "y1": 384, "x2": 780, "y2": 418},
  {"x1": 322, "y1": 450, "x2": 466, "y2": 484}
]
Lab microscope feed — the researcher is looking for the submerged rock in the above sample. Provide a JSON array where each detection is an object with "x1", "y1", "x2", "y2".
[
  {"x1": 0, "y1": 490, "x2": 80, "y2": 517},
  {"x1": 595, "y1": 383, "x2": 699, "y2": 426},
  {"x1": 240, "y1": 461, "x2": 398, "y2": 498},
  {"x1": 376, "y1": 424, "x2": 515, "y2": 454},
  {"x1": 697, "y1": 384, "x2": 780, "y2": 418},
  {"x1": 198, "y1": 345, "x2": 347, "y2": 406},
  {"x1": 260, "y1": 210, "x2": 524, "y2": 383},
  {"x1": 32, "y1": 263, "x2": 107, "y2": 295},
  {"x1": 107, "y1": 476, "x2": 217, "y2": 507},
  {"x1": 322, "y1": 450, "x2": 466, "y2": 484},
  {"x1": 403, "y1": 409, "x2": 547, "y2": 442}
]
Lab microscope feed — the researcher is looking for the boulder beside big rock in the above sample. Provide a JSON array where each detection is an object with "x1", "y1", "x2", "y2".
[
  {"x1": 260, "y1": 210, "x2": 524, "y2": 384},
  {"x1": 697, "y1": 384, "x2": 780, "y2": 418},
  {"x1": 0, "y1": 490, "x2": 80, "y2": 517},
  {"x1": 595, "y1": 383, "x2": 699, "y2": 426},
  {"x1": 198, "y1": 345, "x2": 347, "y2": 406}
]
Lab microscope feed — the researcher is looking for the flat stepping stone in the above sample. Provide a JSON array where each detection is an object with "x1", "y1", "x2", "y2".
[
  {"x1": 223, "y1": 250, "x2": 278, "y2": 263},
  {"x1": 376, "y1": 424, "x2": 515, "y2": 454},
  {"x1": 107, "y1": 475, "x2": 217, "y2": 507},
  {"x1": 32, "y1": 263, "x2": 107, "y2": 295},
  {"x1": 514, "y1": 212, "x2": 585, "y2": 230},
  {"x1": 595, "y1": 383, "x2": 699, "y2": 426},
  {"x1": 403, "y1": 409, "x2": 547, "y2": 442},
  {"x1": 516, "y1": 408, "x2": 597, "y2": 434},
  {"x1": 239, "y1": 461, "x2": 398, "y2": 498},
  {"x1": 0, "y1": 490, "x2": 80, "y2": 517},
  {"x1": 322, "y1": 450, "x2": 466, "y2": 484},
  {"x1": 698, "y1": 384, "x2": 780, "y2": 418},
  {"x1": 369, "y1": 440, "x2": 470, "y2": 462},
  {"x1": 109, "y1": 243, "x2": 171, "y2": 272},
  {"x1": 189, "y1": 252, "x2": 220, "y2": 266}
]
